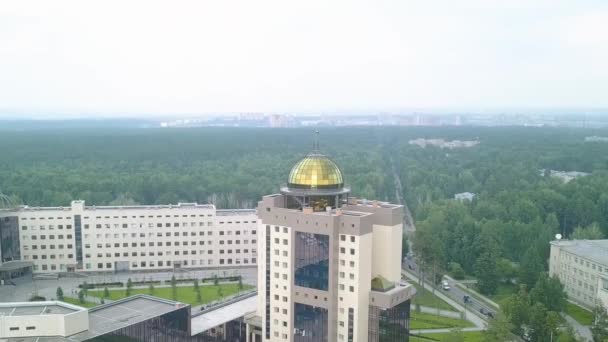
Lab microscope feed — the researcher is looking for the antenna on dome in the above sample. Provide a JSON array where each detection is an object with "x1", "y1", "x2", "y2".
[{"x1": 313, "y1": 130, "x2": 320, "y2": 152}]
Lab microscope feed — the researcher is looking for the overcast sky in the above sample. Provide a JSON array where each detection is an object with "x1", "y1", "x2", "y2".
[{"x1": 1, "y1": 0, "x2": 607, "y2": 117}]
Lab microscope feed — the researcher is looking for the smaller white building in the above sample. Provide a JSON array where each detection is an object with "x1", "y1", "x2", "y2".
[
  {"x1": 550, "y1": 239, "x2": 608, "y2": 310},
  {"x1": 454, "y1": 192, "x2": 476, "y2": 201},
  {"x1": 0, "y1": 301, "x2": 88, "y2": 338}
]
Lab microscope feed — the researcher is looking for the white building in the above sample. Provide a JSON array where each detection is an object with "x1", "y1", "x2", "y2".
[
  {"x1": 0, "y1": 201, "x2": 257, "y2": 274},
  {"x1": 549, "y1": 239, "x2": 608, "y2": 310},
  {"x1": 454, "y1": 192, "x2": 475, "y2": 201},
  {"x1": 0, "y1": 301, "x2": 88, "y2": 338}
]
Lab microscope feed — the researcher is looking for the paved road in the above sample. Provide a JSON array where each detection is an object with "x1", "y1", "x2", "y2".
[
  {"x1": 403, "y1": 257, "x2": 497, "y2": 321},
  {"x1": 403, "y1": 270, "x2": 486, "y2": 329}
]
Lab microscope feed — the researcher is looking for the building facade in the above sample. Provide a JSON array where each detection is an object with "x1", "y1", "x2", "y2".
[
  {"x1": 0, "y1": 201, "x2": 257, "y2": 273},
  {"x1": 549, "y1": 239, "x2": 608, "y2": 309},
  {"x1": 250, "y1": 148, "x2": 414, "y2": 342}
]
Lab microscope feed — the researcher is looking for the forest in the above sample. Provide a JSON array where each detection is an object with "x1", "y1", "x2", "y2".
[{"x1": 2, "y1": 125, "x2": 608, "y2": 291}]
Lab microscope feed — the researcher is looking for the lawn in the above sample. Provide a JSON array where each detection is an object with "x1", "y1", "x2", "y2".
[
  {"x1": 410, "y1": 282, "x2": 457, "y2": 312},
  {"x1": 410, "y1": 311, "x2": 473, "y2": 330},
  {"x1": 565, "y1": 302, "x2": 594, "y2": 326},
  {"x1": 410, "y1": 331, "x2": 484, "y2": 342},
  {"x1": 88, "y1": 284, "x2": 252, "y2": 306},
  {"x1": 62, "y1": 296, "x2": 98, "y2": 308}
]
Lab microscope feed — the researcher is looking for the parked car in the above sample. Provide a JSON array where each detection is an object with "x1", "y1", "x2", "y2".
[{"x1": 442, "y1": 281, "x2": 450, "y2": 290}]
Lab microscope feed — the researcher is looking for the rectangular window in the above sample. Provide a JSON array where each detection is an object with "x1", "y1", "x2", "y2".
[{"x1": 295, "y1": 232, "x2": 329, "y2": 291}]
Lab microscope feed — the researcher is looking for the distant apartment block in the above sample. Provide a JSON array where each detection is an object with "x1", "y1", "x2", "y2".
[
  {"x1": 0, "y1": 201, "x2": 257, "y2": 275},
  {"x1": 549, "y1": 239, "x2": 608, "y2": 310},
  {"x1": 585, "y1": 136, "x2": 608, "y2": 142},
  {"x1": 540, "y1": 169, "x2": 590, "y2": 183},
  {"x1": 408, "y1": 138, "x2": 479, "y2": 149},
  {"x1": 454, "y1": 192, "x2": 476, "y2": 201}
]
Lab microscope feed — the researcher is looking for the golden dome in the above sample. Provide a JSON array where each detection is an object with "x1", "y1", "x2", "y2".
[{"x1": 288, "y1": 153, "x2": 344, "y2": 189}]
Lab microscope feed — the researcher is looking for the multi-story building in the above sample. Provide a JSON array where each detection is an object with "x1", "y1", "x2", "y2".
[
  {"x1": 249, "y1": 147, "x2": 414, "y2": 342},
  {"x1": 549, "y1": 239, "x2": 608, "y2": 309},
  {"x1": 0, "y1": 201, "x2": 257, "y2": 274}
]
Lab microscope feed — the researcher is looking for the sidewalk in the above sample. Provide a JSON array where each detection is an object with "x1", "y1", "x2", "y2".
[
  {"x1": 403, "y1": 270, "x2": 486, "y2": 329},
  {"x1": 411, "y1": 327, "x2": 484, "y2": 335},
  {"x1": 419, "y1": 305, "x2": 462, "y2": 319},
  {"x1": 561, "y1": 313, "x2": 592, "y2": 342}
]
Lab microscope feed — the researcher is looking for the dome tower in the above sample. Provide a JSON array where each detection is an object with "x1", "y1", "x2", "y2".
[{"x1": 280, "y1": 131, "x2": 350, "y2": 211}]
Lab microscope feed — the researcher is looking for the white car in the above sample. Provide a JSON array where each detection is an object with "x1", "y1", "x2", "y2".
[{"x1": 442, "y1": 281, "x2": 450, "y2": 290}]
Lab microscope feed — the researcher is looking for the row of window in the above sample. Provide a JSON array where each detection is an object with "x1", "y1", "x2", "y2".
[
  {"x1": 24, "y1": 254, "x2": 73, "y2": 260},
  {"x1": 25, "y1": 234, "x2": 72, "y2": 240},
  {"x1": 83, "y1": 248, "x2": 255, "y2": 258},
  {"x1": 23, "y1": 244, "x2": 73, "y2": 250},
  {"x1": 84, "y1": 239, "x2": 256, "y2": 248},
  {"x1": 21, "y1": 225, "x2": 72, "y2": 230}
]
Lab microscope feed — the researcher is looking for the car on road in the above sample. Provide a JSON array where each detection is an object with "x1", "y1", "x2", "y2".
[
  {"x1": 479, "y1": 307, "x2": 495, "y2": 318},
  {"x1": 442, "y1": 281, "x2": 450, "y2": 290}
]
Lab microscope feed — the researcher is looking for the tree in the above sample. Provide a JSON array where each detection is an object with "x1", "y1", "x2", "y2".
[
  {"x1": 475, "y1": 250, "x2": 499, "y2": 295},
  {"x1": 126, "y1": 278, "x2": 133, "y2": 297},
  {"x1": 527, "y1": 303, "x2": 560, "y2": 342},
  {"x1": 496, "y1": 258, "x2": 516, "y2": 283},
  {"x1": 519, "y1": 246, "x2": 544, "y2": 289},
  {"x1": 100, "y1": 298, "x2": 105, "y2": 304},
  {"x1": 529, "y1": 273, "x2": 567, "y2": 312},
  {"x1": 213, "y1": 274, "x2": 219, "y2": 286},
  {"x1": 196, "y1": 289, "x2": 203, "y2": 303},
  {"x1": 238, "y1": 276, "x2": 244, "y2": 292},
  {"x1": 483, "y1": 313, "x2": 513, "y2": 342},
  {"x1": 103, "y1": 287, "x2": 110, "y2": 298},
  {"x1": 401, "y1": 234, "x2": 409, "y2": 259},
  {"x1": 194, "y1": 279, "x2": 200, "y2": 292},
  {"x1": 56, "y1": 286, "x2": 64, "y2": 301},
  {"x1": 572, "y1": 223, "x2": 604, "y2": 240},
  {"x1": 502, "y1": 286, "x2": 530, "y2": 337},
  {"x1": 448, "y1": 262, "x2": 466, "y2": 280},
  {"x1": 148, "y1": 283, "x2": 155, "y2": 295},
  {"x1": 217, "y1": 286, "x2": 223, "y2": 298},
  {"x1": 171, "y1": 275, "x2": 178, "y2": 300},
  {"x1": 592, "y1": 305, "x2": 608, "y2": 342},
  {"x1": 82, "y1": 281, "x2": 89, "y2": 296},
  {"x1": 78, "y1": 289, "x2": 85, "y2": 304}
]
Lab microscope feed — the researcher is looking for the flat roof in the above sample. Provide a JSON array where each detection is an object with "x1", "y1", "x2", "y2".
[
  {"x1": 7, "y1": 201, "x2": 216, "y2": 213},
  {"x1": 0, "y1": 260, "x2": 34, "y2": 272},
  {"x1": 552, "y1": 239, "x2": 608, "y2": 266},
  {"x1": 0, "y1": 301, "x2": 82, "y2": 317},
  {"x1": 191, "y1": 295, "x2": 257, "y2": 335},
  {"x1": 216, "y1": 209, "x2": 257, "y2": 216},
  {"x1": 67, "y1": 295, "x2": 187, "y2": 341},
  {"x1": 4, "y1": 296, "x2": 187, "y2": 342}
]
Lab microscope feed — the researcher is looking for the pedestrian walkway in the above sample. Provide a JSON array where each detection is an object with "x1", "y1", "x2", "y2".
[
  {"x1": 561, "y1": 313, "x2": 592, "y2": 342},
  {"x1": 419, "y1": 305, "x2": 462, "y2": 319},
  {"x1": 411, "y1": 326, "x2": 484, "y2": 335}
]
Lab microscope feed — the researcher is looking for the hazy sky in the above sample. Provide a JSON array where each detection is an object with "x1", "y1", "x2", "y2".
[{"x1": 1, "y1": 0, "x2": 607, "y2": 117}]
